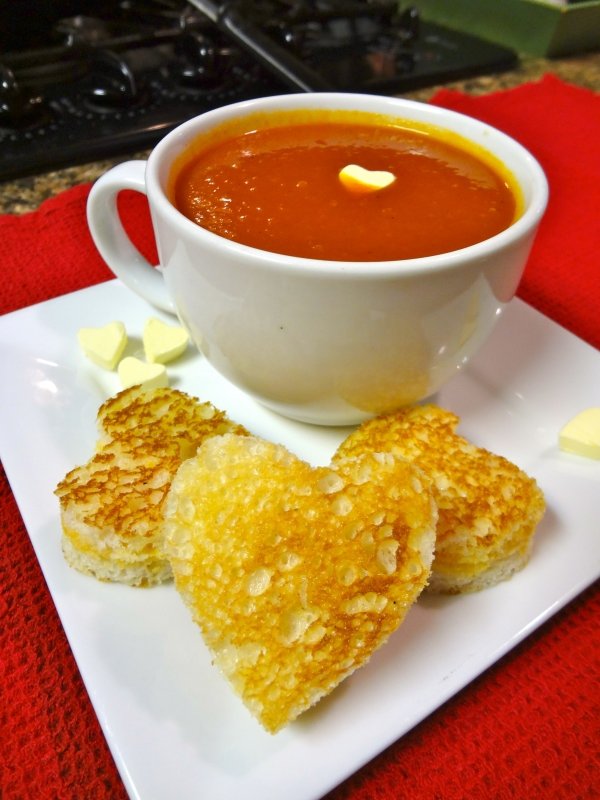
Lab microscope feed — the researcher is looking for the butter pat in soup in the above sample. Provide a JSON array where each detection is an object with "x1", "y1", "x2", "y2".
[{"x1": 169, "y1": 111, "x2": 521, "y2": 262}]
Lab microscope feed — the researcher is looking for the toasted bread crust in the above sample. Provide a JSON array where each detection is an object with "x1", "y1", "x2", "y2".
[
  {"x1": 163, "y1": 433, "x2": 437, "y2": 732},
  {"x1": 55, "y1": 387, "x2": 247, "y2": 586},
  {"x1": 334, "y1": 405, "x2": 546, "y2": 594}
]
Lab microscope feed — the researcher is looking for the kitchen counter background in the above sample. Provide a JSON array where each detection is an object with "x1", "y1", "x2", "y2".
[{"x1": 1, "y1": 52, "x2": 599, "y2": 216}]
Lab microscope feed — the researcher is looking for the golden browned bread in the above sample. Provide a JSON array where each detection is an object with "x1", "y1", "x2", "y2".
[
  {"x1": 162, "y1": 433, "x2": 437, "y2": 733},
  {"x1": 333, "y1": 404, "x2": 546, "y2": 594},
  {"x1": 55, "y1": 386, "x2": 247, "y2": 586}
]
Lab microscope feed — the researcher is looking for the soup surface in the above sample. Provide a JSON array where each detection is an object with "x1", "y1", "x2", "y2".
[{"x1": 170, "y1": 117, "x2": 518, "y2": 261}]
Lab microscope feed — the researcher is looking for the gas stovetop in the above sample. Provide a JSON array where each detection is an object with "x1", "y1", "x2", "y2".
[{"x1": 0, "y1": 1, "x2": 517, "y2": 182}]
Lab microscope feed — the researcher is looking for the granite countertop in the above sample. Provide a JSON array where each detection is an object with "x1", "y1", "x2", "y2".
[{"x1": 1, "y1": 52, "x2": 599, "y2": 216}]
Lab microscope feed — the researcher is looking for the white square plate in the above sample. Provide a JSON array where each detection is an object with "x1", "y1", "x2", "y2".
[{"x1": 1, "y1": 280, "x2": 599, "y2": 800}]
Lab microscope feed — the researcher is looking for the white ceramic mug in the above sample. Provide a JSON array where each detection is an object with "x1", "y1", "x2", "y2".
[{"x1": 86, "y1": 93, "x2": 548, "y2": 426}]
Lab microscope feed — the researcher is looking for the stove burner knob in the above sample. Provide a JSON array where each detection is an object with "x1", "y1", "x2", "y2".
[
  {"x1": 175, "y1": 33, "x2": 223, "y2": 90},
  {"x1": 87, "y1": 50, "x2": 142, "y2": 109},
  {"x1": 0, "y1": 64, "x2": 50, "y2": 129}
]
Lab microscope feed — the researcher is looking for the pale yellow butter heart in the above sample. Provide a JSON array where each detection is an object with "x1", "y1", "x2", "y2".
[
  {"x1": 338, "y1": 163, "x2": 396, "y2": 193},
  {"x1": 143, "y1": 317, "x2": 190, "y2": 364},
  {"x1": 77, "y1": 321, "x2": 127, "y2": 370},
  {"x1": 559, "y1": 408, "x2": 600, "y2": 459},
  {"x1": 118, "y1": 356, "x2": 168, "y2": 390}
]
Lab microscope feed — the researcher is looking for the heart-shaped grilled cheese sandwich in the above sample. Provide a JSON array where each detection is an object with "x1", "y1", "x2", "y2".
[
  {"x1": 55, "y1": 387, "x2": 248, "y2": 586},
  {"x1": 162, "y1": 433, "x2": 437, "y2": 733},
  {"x1": 334, "y1": 405, "x2": 546, "y2": 594}
]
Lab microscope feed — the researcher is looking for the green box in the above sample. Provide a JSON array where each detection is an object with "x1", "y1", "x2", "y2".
[{"x1": 414, "y1": 0, "x2": 600, "y2": 57}]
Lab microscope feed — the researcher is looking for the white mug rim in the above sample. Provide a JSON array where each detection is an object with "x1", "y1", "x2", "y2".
[{"x1": 145, "y1": 92, "x2": 548, "y2": 278}]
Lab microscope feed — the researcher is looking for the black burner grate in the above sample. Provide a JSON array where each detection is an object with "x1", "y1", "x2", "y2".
[{"x1": 0, "y1": 1, "x2": 517, "y2": 181}]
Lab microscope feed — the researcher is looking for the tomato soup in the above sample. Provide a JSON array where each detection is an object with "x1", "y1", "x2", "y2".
[{"x1": 169, "y1": 112, "x2": 520, "y2": 262}]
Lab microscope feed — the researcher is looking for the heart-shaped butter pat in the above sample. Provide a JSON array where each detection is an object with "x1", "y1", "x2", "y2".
[
  {"x1": 163, "y1": 433, "x2": 436, "y2": 733},
  {"x1": 143, "y1": 317, "x2": 190, "y2": 364},
  {"x1": 118, "y1": 356, "x2": 168, "y2": 390},
  {"x1": 559, "y1": 408, "x2": 600, "y2": 459},
  {"x1": 77, "y1": 321, "x2": 127, "y2": 370},
  {"x1": 338, "y1": 163, "x2": 396, "y2": 193}
]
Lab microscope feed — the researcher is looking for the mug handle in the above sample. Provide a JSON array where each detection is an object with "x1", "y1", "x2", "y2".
[{"x1": 86, "y1": 160, "x2": 175, "y2": 313}]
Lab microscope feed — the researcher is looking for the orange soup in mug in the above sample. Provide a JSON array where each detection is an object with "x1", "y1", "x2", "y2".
[{"x1": 168, "y1": 111, "x2": 521, "y2": 262}]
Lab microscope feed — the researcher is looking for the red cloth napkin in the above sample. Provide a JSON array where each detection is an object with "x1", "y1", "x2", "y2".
[
  {"x1": 432, "y1": 73, "x2": 600, "y2": 351},
  {"x1": 0, "y1": 188, "x2": 157, "y2": 316},
  {"x1": 1, "y1": 75, "x2": 599, "y2": 800}
]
